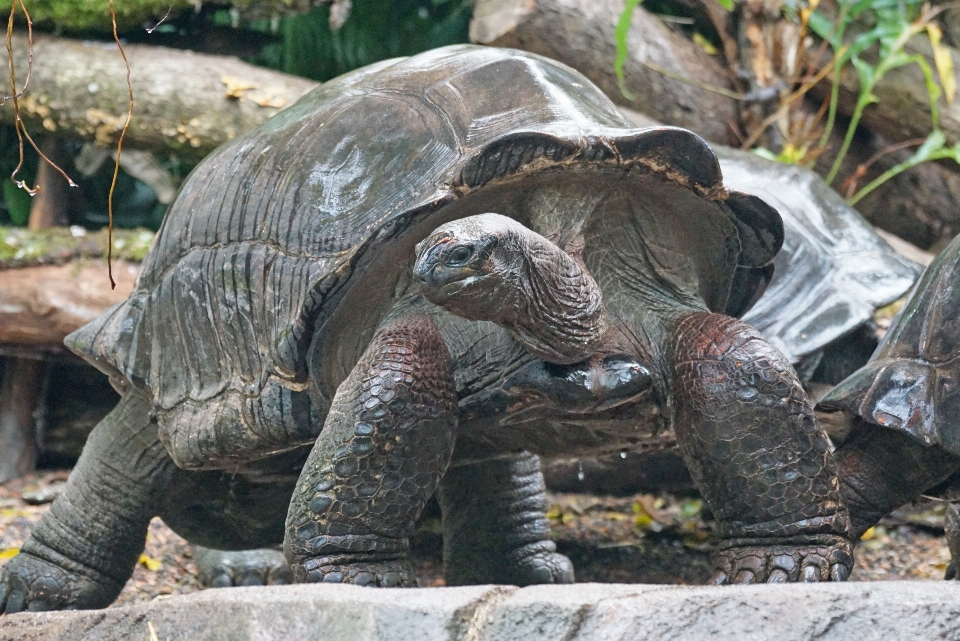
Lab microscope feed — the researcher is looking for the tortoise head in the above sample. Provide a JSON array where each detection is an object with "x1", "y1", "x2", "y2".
[{"x1": 414, "y1": 213, "x2": 608, "y2": 364}]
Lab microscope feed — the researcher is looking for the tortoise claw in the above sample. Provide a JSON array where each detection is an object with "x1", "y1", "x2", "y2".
[
  {"x1": 767, "y1": 568, "x2": 789, "y2": 583},
  {"x1": 713, "y1": 536, "x2": 853, "y2": 584},
  {"x1": 831, "y1": 562, "x2": 849, "y2": 581},
  {"x1": 734, "y1": 570, "x2": 756, "y2": 584},
  {"x1": 802, "y1": 564, "x2": 820, "y2": 582}
]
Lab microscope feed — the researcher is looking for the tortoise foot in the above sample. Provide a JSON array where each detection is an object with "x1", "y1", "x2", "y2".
[
  {"x1": 0, "y1": 550, "x2": 121, "y2": 613},
  {"x1": 294, "y1": 557, "x2": 415, "y2": 587},
  {"x1": 509, "y1": 547, "x2": 575, "y2": 586},
  {"x1": 195, "y1": 547, "x2": 292, "y2": 588},
  {"x1": 946, "y1": 563, "x2": 959, "y2": 581},
  {"x1": 711, "y1": 536, "x2": 853, "y2": 584}
]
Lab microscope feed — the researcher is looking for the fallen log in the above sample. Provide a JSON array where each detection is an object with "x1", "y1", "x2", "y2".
[
  {"x1": 0, "y1": 260, "x2": 138, "y2": 348},
  {"x1": 2, "y1": 33, "x2": 319, "y2": 161},
  {"x1": 470, "y1": 0, "x2": 741, "y2": 146}
]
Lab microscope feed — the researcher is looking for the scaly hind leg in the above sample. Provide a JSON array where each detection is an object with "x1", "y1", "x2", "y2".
[
  {"x1": 0, "y1": 389, "x2": 175, "y2": 612},
  {"x1": 158, "y1": 465, "x2": 297, "y2": 588},
  {"x1": 946, "y1": 504, "x2": 960, "y2": 580},
  {"x1": 284, "y1": 315, "x2": 457, "y2": 586},
  {"x1": 438, "y1": 452, "x2": 574, "y2": 586},
  {"x1": 669, "y1": 313, "x2": 853, "y2": 584}
]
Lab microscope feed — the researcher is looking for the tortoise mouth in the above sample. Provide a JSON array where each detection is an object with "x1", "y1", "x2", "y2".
[{"x1": 419, "y1": 269, "x2": 489, "y2": 303}]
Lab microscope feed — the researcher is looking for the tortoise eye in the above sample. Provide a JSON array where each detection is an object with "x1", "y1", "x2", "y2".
[{"x1": 446, "y1": 245, "x2": 474, "y2": 266}]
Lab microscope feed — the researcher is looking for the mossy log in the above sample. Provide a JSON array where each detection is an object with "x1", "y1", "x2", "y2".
[
  {"x1": 469, "y1": 0, "x2": 741, "y2": 146},
  {"x1": 0, "y1": 0, "x2": 336, "y2": 32},
  {"x1": 2, "y1": 32, "x2": 319, "y2": 161}
]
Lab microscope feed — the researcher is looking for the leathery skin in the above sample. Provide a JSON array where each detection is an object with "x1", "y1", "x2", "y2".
[
  {"x1": 438, "y1": 452, "x2": 574, "y2": 586},
  {"x1": 669, "y1": 313, "x2": 853, "y2": 583},
  {"x1": 284, "y1": 315, "x2": 458, "y2": 586},
  {"x1": 0, "y1": 390, "x2": 176, "y2": 612}
]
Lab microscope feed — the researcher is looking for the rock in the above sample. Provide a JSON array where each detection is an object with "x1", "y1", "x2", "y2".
[
  {"x1": 2, "y1": 582, "x2": 959, "y2": 640},
  {"x1": 20, "y1": 482, "x2": 66, "y2": 506}
]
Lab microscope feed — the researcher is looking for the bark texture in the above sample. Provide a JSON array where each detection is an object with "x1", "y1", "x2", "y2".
[
  {"x1": 2, "y1": 33, "x2": 319, "y2": 161},
  {"x1": 0, "y1": 357, "x2": 42, "y2": 483},
  {"x1": 470, "y1": 0, "x2": 741, "y2": 145},
  {"x1": 0, "y1": 261, "x2": 137, "y2": 348}
]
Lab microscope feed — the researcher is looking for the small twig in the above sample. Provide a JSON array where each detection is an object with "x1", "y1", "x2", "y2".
[
  {"x1": 740, "y1": 52, "x2": 840, "y2": 150},
  {"x1": 6, "y1": 1, "x2": 76, "y2": 194},
  {"x1": 6, "y1": 0, "x2": 33, "y2": 193},
  {"x1": 637, "y1": 58, "x2": 746, "y2": 100},
  {"x1": 842, "y1": 138, "x2": 925, "y2": 198},
  {"x1": 1, "y1": 0, "x2": 30, "y2": 104},
  {"x1": 145, "y1": 3, "x2": 174, "y2": 34},
  {"x1": 107, "y1": 0, "x2": 135, "y2": 290}
]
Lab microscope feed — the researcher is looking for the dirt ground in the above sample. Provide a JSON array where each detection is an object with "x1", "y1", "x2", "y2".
[{"x1": 0, "y1": 470, "x2": 952, "y2": 609}]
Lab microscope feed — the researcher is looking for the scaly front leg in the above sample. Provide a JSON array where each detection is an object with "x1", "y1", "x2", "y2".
[
  {"x1": 669, "y1": 313, "x2": 853, "y2": 584},
  {"x1": 284, "y1": 315, "x2": 457, "y2": 586}
]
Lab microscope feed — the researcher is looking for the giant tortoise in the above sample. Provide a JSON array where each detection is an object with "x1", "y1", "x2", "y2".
[
  {"x1": 818, "y1": 231, "x2": 960, "y2": 549},
  {"x1": 0, "y1": 45, "x2": 855, "y2": 612}
]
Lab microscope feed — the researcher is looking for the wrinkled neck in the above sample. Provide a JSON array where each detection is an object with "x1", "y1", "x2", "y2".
[{"x1": 505, "y1": 232, "x2": 607, "y2": 364}]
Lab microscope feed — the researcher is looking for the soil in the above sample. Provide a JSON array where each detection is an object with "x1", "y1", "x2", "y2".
[{"x1": 0, "y1": 470, "x2": 953, "y2": 609}]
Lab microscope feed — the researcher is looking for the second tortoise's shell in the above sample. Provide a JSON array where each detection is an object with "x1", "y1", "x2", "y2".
[
  {"x1": 67, "y1": 45, "x2": 780, "y2": 470},
  {"x1": 724, "y1": 148, "x2": 920, "y2": 366},
  {"x1": 818, "y1": 232, "x2": 960, "y2": 455}
]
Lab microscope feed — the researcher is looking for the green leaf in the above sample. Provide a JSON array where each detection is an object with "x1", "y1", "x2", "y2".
[
  {"x1": 851, "y1": 56, "x2": 875, "y2": 91},
  {"x1": 913, "y1": 129, "x2": 948, "y2": 162},
  {"x1": 906, "y1": 54, "x2": 943, "y2": 128},
  {"x1": 752, "y1": 147, "x2": 780, "y2": 161},
  {"x1": 806, "y1": 11, "x2": 837, "y2": 44},
  {"x1": 2, "y1": 180, "x2": 31, "y2": 227},
  {"x1": 614, "y1": 0, "x2": 645, "y2": 100},
  {"x1": 715, "y1": 0, "x2": 734, "y2": 11}
]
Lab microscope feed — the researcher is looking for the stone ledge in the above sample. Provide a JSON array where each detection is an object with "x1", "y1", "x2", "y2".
[{"x1": 2, "y1": 581, "x2": 959, "y2": 641}]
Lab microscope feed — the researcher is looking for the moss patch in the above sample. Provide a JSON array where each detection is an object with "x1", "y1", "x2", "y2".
[{"x1": 0, "y1": 226, "x2": 154, "y2": 269}]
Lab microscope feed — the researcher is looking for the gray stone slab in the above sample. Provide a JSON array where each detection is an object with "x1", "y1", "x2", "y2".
[{"x1": 2, "y1": 581, "x2": 959, "y2": 641}]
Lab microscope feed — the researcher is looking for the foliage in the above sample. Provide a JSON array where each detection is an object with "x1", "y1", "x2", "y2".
[
  {"x1": 615, "y1": 0, "x2": 960, "y2": 205},
  {"x1": 615, "y1": 0, "x2": 645, "y2": 100},
  {"x1": 0, "y1": 0, "x2": 196, "y2": 31},
  {"x1": 773, "y1": 0, "x2": 959, "y2": 201},
  {"x1": 244, "y1": 0, "x2": 473, "y2": 83}
]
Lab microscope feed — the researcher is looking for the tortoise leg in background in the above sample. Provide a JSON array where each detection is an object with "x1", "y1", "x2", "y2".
[
  {"x1": 0, "y1": 389, "x2": 176, "y2": 613},
  {"x1": 284, "y1": 315, "x2": 457, "y2": 586},
  {"x1": 946, "y1": 504, "x2": 960, "y2": 580},
  {"x1": 669, "y1": 313, "x2": 853, "y2": 584},
  {"x1": 832, "y1": 421, "x2": 960, "y2": 540},
  {"x1": 438, "y1": 452, "x2": 574, "y2": 586},
  {"x1": 194, "y1": 547, "x2": 292, "y2": 587}
]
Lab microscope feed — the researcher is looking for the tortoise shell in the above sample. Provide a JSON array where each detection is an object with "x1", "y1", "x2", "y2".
[
  {"x1": 66, "y1": 45, "x2": 780, "y2": 469},
  {"x1": 818, "y1": 232, "x2": 960, "y2": 455},
  {"x1": 722, "y1": 148, "x2": 921, "y2": 366}
]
